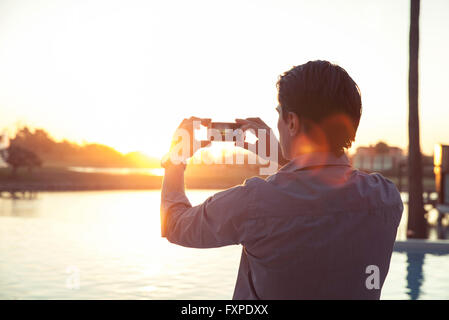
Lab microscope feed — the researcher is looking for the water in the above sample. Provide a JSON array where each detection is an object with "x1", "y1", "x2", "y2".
[
  {"x1": 0, "y1": 190, "x2": 448, "y2": 300},
  {"x1": 68, "y1": 167, "x2": 165, "y2": 176},
  {"x1": 382, "y1": 251, "x2": 449, "y2": 299}
]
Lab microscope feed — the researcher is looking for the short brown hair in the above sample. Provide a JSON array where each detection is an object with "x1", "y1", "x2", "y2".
[{"x1": 277, "y1": 60, "x2": 362, "y2": 156}]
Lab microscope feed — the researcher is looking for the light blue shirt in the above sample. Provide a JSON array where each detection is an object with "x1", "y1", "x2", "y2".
[{"x1": 160, "y1": 152, "x2": 403, "y2": 299}]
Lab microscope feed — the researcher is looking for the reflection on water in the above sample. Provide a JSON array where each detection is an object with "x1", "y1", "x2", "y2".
[
  {"x1": 406, "y1": 253, "x2": 425, "y2": 300},
  {"x1": 0, "y1": 195, "x2": 39, "y2": 218},
  {"x1": 68, "y1": 167, "x2": 165, "y2": 176},
  {"x1": 0, "y1": 190, "x2": 241, "y2": 299},
  {"x1": 1, "y1": 190, "x2": 448, "y2": 300}
]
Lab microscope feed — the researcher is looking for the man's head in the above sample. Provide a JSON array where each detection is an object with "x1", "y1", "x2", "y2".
[{"x1": 276, "y1": 60, "x2": 362, "y2": 159}]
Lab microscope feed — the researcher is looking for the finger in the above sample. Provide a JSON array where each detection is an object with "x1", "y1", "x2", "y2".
[
  {"x1": 235, "y1": 118, "x2": 251, "y2": 124},
  {"x1": 200, "y1": 118, "x2": 212, "y2": 127},
  {"x1": 177, "y1": 119, "x2": 188, "y2": 129},
  {"x1": 200, "y1": 140, "x2": 212, "y2": 148},
  {"x1": 246, "y1": 117, "x2": 266, "y2": 125},
  {"x1": 239, "y1": 124, "x2": 259, "y2": 132},
  {"x1": 188, "y1": 117, "x2": 211, "y2": 128},
  {"x1": 178, "y1": 121, "x2": 192, "y2": 131},
  {"x1": 236, "y1": 120, "x2": 260, "y2": 129},
  {"x1": 236, "y1": 118, "x2": 258, "y2": 124},
  {"x1": 179, "y1": 117, "x2": 202, "y2": 131},
  {"x1": 189, "y1": 116, "x2": 203, "y2": 126}
]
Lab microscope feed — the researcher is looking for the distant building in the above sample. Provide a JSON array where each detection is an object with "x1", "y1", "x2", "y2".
[{"x1": 351, "y1": 143, "x2": 404, "y2": 173}]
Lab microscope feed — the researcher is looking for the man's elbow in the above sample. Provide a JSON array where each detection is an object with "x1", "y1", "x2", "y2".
[{"x1": 160, "y1": 214, "x2": 184, "y2": 245}]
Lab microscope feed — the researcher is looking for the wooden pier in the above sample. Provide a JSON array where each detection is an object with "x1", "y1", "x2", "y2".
[{"x1": 0, "y1": 185, "x2": 39, "y2": 199}]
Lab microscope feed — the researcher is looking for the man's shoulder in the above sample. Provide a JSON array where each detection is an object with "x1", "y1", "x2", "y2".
[
  {"x1": 242, "y1": 175, "x2": 282, "y2": 194},
  {"x1": 243, "y1": 176, "x2": 267, "y2": 187},
  {"x1": 351, "y1": 170, "x2": 404, "y2": 212},
  {"x1": 239, "y1": 175, "x2": 274, "y2": 196},
  {"x1": 354, "y1": 170, "x2": 400, "y2": 193}
]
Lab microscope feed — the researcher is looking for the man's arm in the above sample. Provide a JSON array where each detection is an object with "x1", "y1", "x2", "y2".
[
  {"x1": 160, "y1": 164, "x2": 188, "y2": 237},
  {"x1": 160, "y1": 166, "x2": 256, "y2": 248},
  {"x1": 159, "y1": 116, "x2": 259, "y2": 248},
  {"x1": 159, "y1": 116, "x2": 207, "y2": 239}
]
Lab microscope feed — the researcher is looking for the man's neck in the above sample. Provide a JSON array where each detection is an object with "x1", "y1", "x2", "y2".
[{"x1": 289, "y1": 136, "x2": 329, "y2": 159}]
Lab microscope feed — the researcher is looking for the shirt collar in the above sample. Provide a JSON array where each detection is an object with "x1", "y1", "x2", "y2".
[{"x1": 279, "y1": 151, "x2": 351, "y2": 173}]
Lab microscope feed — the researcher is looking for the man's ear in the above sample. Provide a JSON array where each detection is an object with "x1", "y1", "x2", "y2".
[{"x1": 287, "y1": 112, "x2": 300, "y2": 137}]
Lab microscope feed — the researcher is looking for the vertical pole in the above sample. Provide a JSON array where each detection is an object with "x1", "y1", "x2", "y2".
[{"x1": 407, "y1": 0, "x2": 427, "y2": 238}]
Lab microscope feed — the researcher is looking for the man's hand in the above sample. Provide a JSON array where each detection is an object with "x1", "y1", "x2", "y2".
[
  {"x1": 235, "y1": 117, "x2": 287, "y2": 165},
  {"x1": 235, "y1": 117, "x2": 273, "y2": 144},
  {"x1": 162, "y1": 117, "x2": 211, "y2": 168}
]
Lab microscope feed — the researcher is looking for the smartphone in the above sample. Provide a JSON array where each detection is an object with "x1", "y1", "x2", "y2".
[{"x1": 206, "y1": 122, "x2": 242, "y2": 142}]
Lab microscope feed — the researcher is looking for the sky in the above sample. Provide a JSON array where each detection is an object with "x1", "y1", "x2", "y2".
[{"x1": 0, "y1": 0, "x2": 448, "y2": 158}]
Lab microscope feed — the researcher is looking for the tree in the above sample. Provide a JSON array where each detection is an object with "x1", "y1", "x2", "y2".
[
  {"x1": 407, "y1": 0, "x2": 427, "y2": 238},
  {"x1": 4, "y1": 145, "x2": 42, "y2": 176}
]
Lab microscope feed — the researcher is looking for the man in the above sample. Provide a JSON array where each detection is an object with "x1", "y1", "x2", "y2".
[{"x1": 160, "y1": 60, "x2": 403, "y2": 299}]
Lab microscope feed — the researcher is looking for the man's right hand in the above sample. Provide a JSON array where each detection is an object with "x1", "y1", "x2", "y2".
[{"x1": 235, "y1": 118, "x2": 287, "y2": 166}]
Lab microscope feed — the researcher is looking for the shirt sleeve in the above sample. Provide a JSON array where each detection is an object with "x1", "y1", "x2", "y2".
[{"x1": 160, "y1": 180, "x2": 256, "y2": 248}]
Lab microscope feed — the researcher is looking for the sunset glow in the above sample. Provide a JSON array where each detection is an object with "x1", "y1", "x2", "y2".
[{"x1": 1, "y1": 0, "x2": 448, "y2": 158}]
